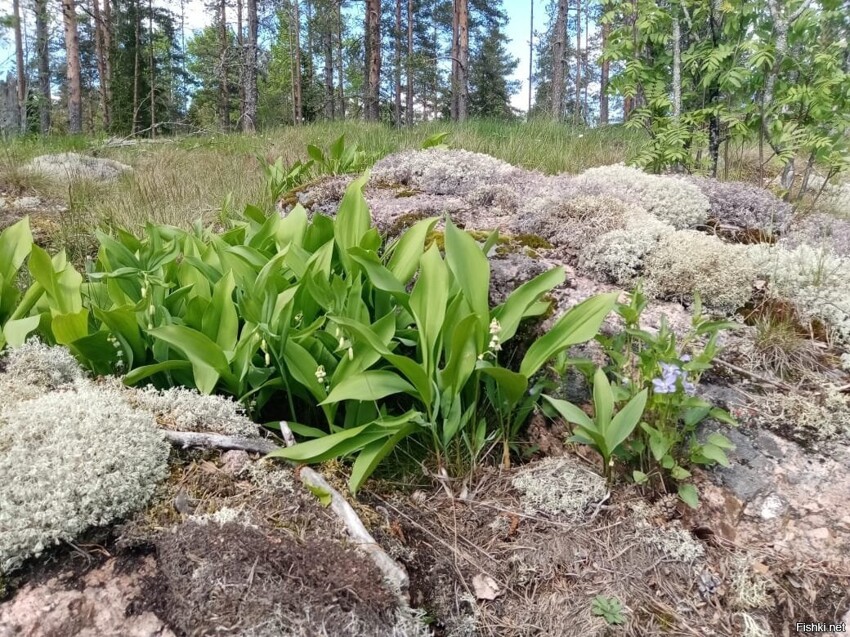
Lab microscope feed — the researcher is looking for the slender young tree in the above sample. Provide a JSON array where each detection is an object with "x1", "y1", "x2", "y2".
[
  {"x1": 13, "y1": 0, "x2": 27, "y2": 132},
  {"x1": 35, "y1": 0, "x2": 51, "y2": 132},
  {"x1": 599, "y1": 4, "x2": 608, "y2": 124},
  {"x1": 550, "y1": 0, "x2": 568, "y2": 118},
  {"x1": 336, "y1": 0, "x2": 345, "y2": 118},
  {"x1": 62, "y1": 0, "x2": 84, "y2": 133},
  {"x1": 405, "y1": 0, "x2": 412, "y2": 124},
  {"x1": 451, "y1": 0, "x2": 469, "y2": 120},
  {"x1": 92, "y1": 0, "x2": 111, "y2": 128},
  {"x1": 243, "y1": 0, "x2": 258, "y2": 130},
  {"x1": 149, "y1": 0, "x2": 156, "y2": 136},
  {"x1": 574, "y1": 0, "x2": 581, "y2": 123},
  {"x1": 394, "y1": 0, "x2": 402, "y2": 124},
  {"x1": 218, "y1": 0, "x2": 230, "y2": 129},
  {"x1": 292, "y1": 0, "x2": 303, "y2": 123}
]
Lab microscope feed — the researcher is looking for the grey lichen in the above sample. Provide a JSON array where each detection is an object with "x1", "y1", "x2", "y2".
[
  {"x1": 645, "y1": 230, "x2": 757, "y2": 312},
  {"x1": 512, "y1": 457, "x2": 608, "y2": 520},
  {"x1": 0, "y1": 384, "x2": 169, "y2": 573},
  {"x1": 0, "y1": 339, "x2": 84, "y2": 406},
  {"x1": 690, "y1": 177, "x2": 792, "y2": 238},
  {"x1": 126, "y1": 385, "x2": 261, "y2": 438},
  {"x1": 629, "y1": 502, "x2": 705, "y2": 562}
]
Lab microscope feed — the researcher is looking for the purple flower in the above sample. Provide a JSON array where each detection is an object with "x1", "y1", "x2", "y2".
[
  {"x1": 652, "y1": 376, "x2": 677, "y2": 394},
  {"x1": 651, "y1": 361, "x2": 698, "y2": 395}
]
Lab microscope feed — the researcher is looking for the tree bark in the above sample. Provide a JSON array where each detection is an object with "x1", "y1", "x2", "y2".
[
  {"x1": 132, "y1": 0, "x2": 140, "y2": 135},
  {"x1": 574, "y1": 0, "x2": 582, "y2": 124},
  {"x1": 13, "y1": 0, "x2": 27, "y2": 133},
  {"x1": 237, "y1": 0, "x2": 245, "y2": 119},
  {"x1": 394, "y1": 0, "x2": 402, "y2": 125},
  {"x1": 551, "y1": 0, "x2": 568, "y2": 119},
  {"x1": 62, "y1": 0, "x2": 83, "y2": 134},
  {"x1": 336, "y1": 0, "x2": 345, "y2": 118},
  {"x1": 405, "y1": 0, "x2": 413, "y2": 124},
  {"x1": 218, "y1": 0, "x2": 230, "y2": 130},
  {"x1": 103, "y1": 0, "x2": 114, "y2": 126},
  {"x1": 243, "y1": 0, "x2": 258, "y2": 131},
  {"x1": 293, "y1": 0, "x2": 303, "y2": 123},
  {"x1": 92, "y1": 0, "x2": 110, "y2": 129},
  {"x1": 324, "y1": 24, "x2": 334, "y2": 119},
  {"x1": 526, "y1": 0, "x2": 534, "y2": 114},
  {"x1": 599, "y1": 19, "x2": 609, "y2": 125},
  {"x1": 35, "y1": 0, "x2": 51, "y2": 133},
  {"x1": 149, "y1": 0, "x2": 156, "y2": 137},
  {"x1": 365, "y1": 0, "x2": 381, "y2": 121},
  {"x1": 672, "y1": 16, "x2": 681, "y2": 118},
  {"x1": 451, "y1": 0, "x2": 468, "y2": 121}
]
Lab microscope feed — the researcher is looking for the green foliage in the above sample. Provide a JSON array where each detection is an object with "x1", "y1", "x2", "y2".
[
  {"x1": 591, "y1": 595, "x2": 625, "y2": 625},
  {"x1": 306, "y1": 134, "x2": 368, "y2": 176},
  {"x1": 259, "y1": 156, "x2": 314, "y2": 208},
  {"x1": 0, "y1": 219, "x2": 38, "y2": 350},
  {"x1": 5, "y1": 171, "x2": 615, "y2": 494},
  {"x1": 544, "y1": 369, "x2": 647, "y2": 482},
  {"x1": 544, "y1": 286, "x2": 736, "y2": 507}
]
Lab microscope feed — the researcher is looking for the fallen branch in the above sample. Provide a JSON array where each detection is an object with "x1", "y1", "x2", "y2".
[
  {"x1": 714, "y1": 358, "x2": 795, "y2": 392},
  {"x1": 160, "y1": 425, "x2": 409, "y2": 597},
  {"x1": 162, "y1": 430, "x2": 279, "y2": 454}
]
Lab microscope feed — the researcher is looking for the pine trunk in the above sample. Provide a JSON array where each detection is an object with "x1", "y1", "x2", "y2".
[
  {"x1": 103, "y1": 0, "x2": 114, "y2": 125},
  {"x1": 574, "y1": 0, "x2": 581, "y2": 124},
  {"x1": 324, "y1": 28, "x2": 335, "y2": 119},
  {"x1": 337, "y1": 0, "x2": 345, "y2": 118},
  {"x1": 599, "y1": 20, "x2": 609, "y2": 125},
  {"x1": 62, "y1": 0, "x2": 83, "y2": 133},
  {"x1": 394, "y1": 0, "x2": 402, "y2": 125},
  {"x1": 551, "y1": 0, "x2": 568, "y2": 119},
  {"x1": 244, "y1": 0, "x2": 258, "y2": 131},
  {"x1": 92, "y1": 0, "x2": 110, "y2": 129},
  {"x1": 365, "y1": 0, "x2": 381, "y2": 121},
  {"x1": 237, "y1": 0, "x2": 245, "y2": 119},
  {"x1": 35, "y1": 0, "x2": 51, "y2": 133},
  {"x1": 218, "y1": 0, "x2": 230, "y2": 130},
  {"x1": 457, "y1": 0, "x2": 468, "y2": 121},
  {"x1": 149, "y1": 0, "x2": 156, "y2": 137},
  {"x1": 405, "y1": 0, "x2": 413, "y2": 125},
  {"x1": 293, "y1": 0, "x2": 303, "y2": 123},
  {"x1": 13, "y1": 0, "x2": 26, "y2": 133},
  {"x1": 132, "y1": 0, "x2": 140, "y2": 134}
]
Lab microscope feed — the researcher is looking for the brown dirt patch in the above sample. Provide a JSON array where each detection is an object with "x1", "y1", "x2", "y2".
[{"x1": 145, "y1": 518, "x2": 398, "y2": 637}]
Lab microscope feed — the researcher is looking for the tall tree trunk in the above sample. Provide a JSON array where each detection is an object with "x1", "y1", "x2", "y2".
[
  {"x1": 62, "y1": 0, "x2": 83, "y2": 133},
  {"x1": 623, "y1": 0, "x2": 637, "y2": 118},
  {"x1": 306, "y1": 0, "x2": 314, "y2": 83},
  {"x1": 92, "y1": 0, "x2": 110, "y2": 129},
  {"x1": 324, "y1": 28, "x2": 334, "y2": 119},
  {"x1": 450, "y1": 0, "x2": 458, "y2": 119},
  {"x1": 103, "y1": 0, "x2": 114, "y2": 125},
  {"x1": 583, "y1": 3, "x2": 588, "y2": 117},
  {"x1": 13, "y1": 0, "x2": 27, "y2": 133},
  {"x1": 526, "y1": 0, "x2": 534, "y2": 114},
  {"x1": 35, "y1": 0, "x2": 51, "y2": 133},
  {"x1": 364, "y1": 0, "x2": 381, "y2": 121},
  {"x1": 405, "y1": 0, "x2": 412, "y2": 124},
  {"x1": 237, "y1": 0, "x2": 245, "y2": 119},
  {"x1": 336, "y1": 0, "x2": 345, "y2": 118},
  {"x1": 451, "y1": 0, "x2": 468, "y2": 121},
  {"x1": 149, "y1": 0, "x2": 156, "y2": 137},
  {"x1": 394, "y1": 0, "x2": 402, "y2": 125},
  {"x1": 293, "y1": 0, "x2": 303, "y2": 123},
  {"x1": 218, "y1": 0, "x2": 230, "y2": 130},
  {"x1": 132, "y1": 0, "x2": 140, "y2": 134},
  {"x1": 599, "y1": 18, "x2": 609, "y2": 125},
  {"x1": 574, "y1": 0, "x2": 581, "y2": 124},
  {"x1": 672, "y1": 16, "x2": 681, "y2": 118},
  {"x1": 243, "y1": 0, "x2": 258, "y2": 131},
  {"x1": 551, "y1": 0, "x2": 568, "y2": 119}
]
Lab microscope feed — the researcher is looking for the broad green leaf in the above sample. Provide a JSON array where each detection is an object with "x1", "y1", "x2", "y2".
[
  {"x1": 334, "y1": 172, "x2": 371, "y2": 267},
  {"x1": 444, "y1": 218, "x2": 490, "y2": 333},
  {"x1": 349, "y1": 248, "x2": 407, "y2": 295},
  {"x1": 267, "y1": 423, "x2": 386, "y2": 463},
  {"x1": 2, "y1": 315, "x2": 40, "y2": 348},
  {"x1": 542, "y1": 395, "x2": 594, "y2": 429},
  {"x1": 321, "y1": 370, "x2": 415, "y2": 404},
  {"x1": 678, "y1": 483, "x2": 699, "y2": 509},
  {"x1": 440, "y1": 313, "x2": 480, "y2": 394},
  {"x1": 706, "y1": 432, "x2": 735, "y2": 449},
  {"x1": 52, "y1": 310, "x2": 90, "y2": 345},
  {"x1": 519, "y1": 293, "x2": 618, "y2": 377},
  {"x1": 478, "y1": 365, "x2": 528, "y2": 407},
  {"x1": 699, "y1": 443, "x2": 731, "y2": 466},
  {"x1": 0, "y1": 218, "x2": 32, "y2": 281},
  {"x1": 592, "y1": 367, "x2": 614, "y2": 430},
  {"x1": 386, "y1": 216, "x2": 439, "y2": 283},
  {"x1": 123, "y1": 360, "x2": 193, "y2": 385},
  {"x1": 409, "y1": 244, "x2": 448, "y2": 372},
  {"x1": 203, "y1": 270, "x2": 238, "y2": 351},
  {"x1": 282, "y1": 339, "x2": 327, "y2": 403},
  {"x1": 349, "y1": 420, "x2": 420, "y2": 493},
  {"x1": 148, "y1": 325, "x2": 232, "y2": 393},
  {"x1": 604, "y1": 389, "x2": 647, "y2": 454},
  {"x1": 494, "y1": 267, "x2": 565, "y2": 341}
]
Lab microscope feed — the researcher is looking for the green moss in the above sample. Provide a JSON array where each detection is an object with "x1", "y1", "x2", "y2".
[
  {"x1": 425, "y1": 230, "x2": 445, "y2": 250},
  {"x1": 386, "y1": 210, "x2": 432, "y2": 237},
  {"x1": 513, "y1": 233, "x2": 554, "y2": 250},
  {"x1": 394, "y1": 188, "x2": 419, "y2": 198}
]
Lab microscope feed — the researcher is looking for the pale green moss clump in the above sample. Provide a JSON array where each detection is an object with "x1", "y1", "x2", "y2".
[
  {"x1": 0, "y1": 339, "x2": 84, "y2": 406},
  {"x1": 645, "y1": 230, "x2": 757, "y2": 312},
  {"x1": 0, "y1": 385, "x2": 169, "y2": 573},
  {"x1": 578, "y1": 213, "x2": 674, "y2": 284},
  {"x1": 572, "y1": 164, "x2": 710, "y2": 230},
  {"x1": 512, "y1": 457, "x2": 608, "y2": 520},
  {"x1": 127, "y1": 385, "x2": 261, "y2": 438}
]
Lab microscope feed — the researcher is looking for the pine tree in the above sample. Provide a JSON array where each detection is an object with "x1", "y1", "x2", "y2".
[{"x1": 469, "y1": 22, "x2": 519, "y2": 118}]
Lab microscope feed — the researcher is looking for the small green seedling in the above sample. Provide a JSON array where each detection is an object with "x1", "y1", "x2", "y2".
[{"x1": 591, "y1": 595, "x2": 625, "y2": 625}]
